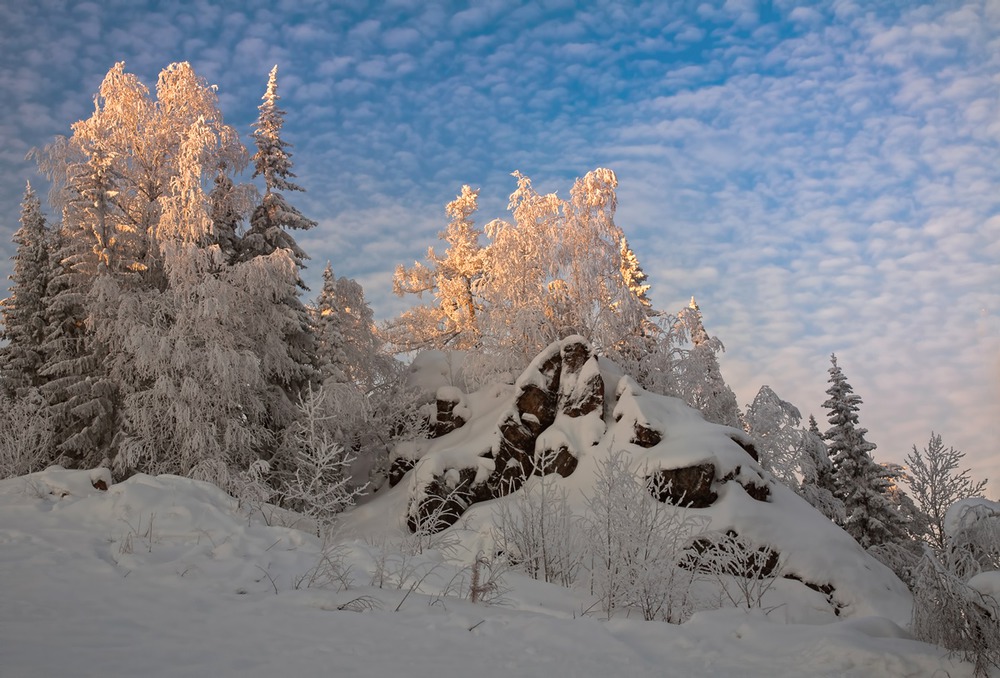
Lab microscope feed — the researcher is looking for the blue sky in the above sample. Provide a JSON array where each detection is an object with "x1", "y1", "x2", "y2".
[{"x1": 2, "y1": 0, "x2": 998, "y2": 489}]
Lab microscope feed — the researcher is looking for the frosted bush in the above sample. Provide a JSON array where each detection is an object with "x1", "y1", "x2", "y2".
[{"x1": 581, "y1": 451, "x2": 709, "y2": 622}]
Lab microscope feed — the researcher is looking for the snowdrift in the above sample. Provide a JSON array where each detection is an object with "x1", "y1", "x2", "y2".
[{"x1": 0, "y1": 463, "x2": 975, "y2": 677}]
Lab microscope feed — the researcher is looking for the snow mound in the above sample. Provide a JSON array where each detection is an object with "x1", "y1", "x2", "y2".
[{"x1": 363, "y1": 339, "x2": 912, "y2": 624}]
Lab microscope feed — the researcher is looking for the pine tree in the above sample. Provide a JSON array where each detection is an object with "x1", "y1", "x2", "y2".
[
  {"x1": 208, "y1": 166, "x2": 254, "y2": 263},
  {"x1": 823, "y1": 354, "x2": 905, "y2": 548},
  {"x1": 671, "y1": 297, "x2": 741, "y2": 428},
  {"x1": 0, "y1": 183, "x2": 53, "y2": 397}
]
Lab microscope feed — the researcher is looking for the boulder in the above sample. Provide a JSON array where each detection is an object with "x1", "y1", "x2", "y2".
[
  {"x1": 406, "y1": 467, "x2": 492, "y2": 533},
  {"x1": 647, "y1": 463, "x2": 718, "y2": 508},
  {"x1": 388, "y1": 457, "x2": 415, "y2": 488},
  {"x1": 630, "y1": 421, "x2": 662, "y2": 448},
  {"x1": 431, "y1": 389, "x2": 468, "y2": 438}
]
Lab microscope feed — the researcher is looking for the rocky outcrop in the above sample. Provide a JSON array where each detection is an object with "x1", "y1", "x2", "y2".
[
  {"x1": 484, "y1": 336, "x2": 602, "y2": 498},
  {"x1": 406, "y1": 467, "x2": 493, "y2": 534},
  {"x1": 407, "y1": 337, "x2": 605, "y2": 530},
  {"x1": 431, "y1": 387, "x2": 469, "y2": 438}
]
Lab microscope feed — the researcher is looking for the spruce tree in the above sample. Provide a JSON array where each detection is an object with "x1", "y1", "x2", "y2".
[
  {"x1": 314, "y1": 263, "x2": 350, "y2": 383},
  {"x1": 239, "y1": 65, "x2": 320, "y2": 448},
  {"x1": 672, "y1": 297, "x2": 741, "y2": 428},
  {"x1": 823, "y1": 354, "x2": 905, "y2": 548},
  {"x1": 797, "y1": 414, "x2": 844, "y2": 522},
  {"x1": 0, "y1": 183, "x2": 52, "y2": 397},
  {"x1": 242, "y1": 65, "x2": 316, "y2": 263}
]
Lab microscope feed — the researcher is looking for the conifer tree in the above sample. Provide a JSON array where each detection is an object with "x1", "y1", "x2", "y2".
[
  {"x1": 242, "y1": 65, "x2": 316, "y2": 263},
  {"x1": 0, "y1": 183, "x2": 52, "y2": 397},
  {"x1": 671, "y1": 298, "x2": 741, "y2": 428},
  {"x1": 230, "y1": 66, "x2": 321, "y2": 460},
  {"x1": 823, "y1": 354, "x2": 905, "y2": 548},
  {"x1": 798, "y1": 414, "x2": 844, "y2": 522},
  {"x1": 314, "y1": 263, "x2": 350, "y2": 383}
]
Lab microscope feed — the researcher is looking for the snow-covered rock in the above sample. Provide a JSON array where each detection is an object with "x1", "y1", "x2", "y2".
[{"x1": 382, "y1": 338, "x2": 912, "y2": 623}]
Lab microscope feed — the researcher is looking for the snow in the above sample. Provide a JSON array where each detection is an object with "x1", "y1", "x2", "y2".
[
  {"x1": 967, "y1": 571, "x2": 1000, "y2": 613},
  {"x1": 392, "y1": 349, "x2": 914, "y2": 625},
  {"x1": 0, "y1": 467, "x2": 983, "y2": 677},
  {"x1": 944, "y1": 497, "x2": 1000, "y2": 537}
]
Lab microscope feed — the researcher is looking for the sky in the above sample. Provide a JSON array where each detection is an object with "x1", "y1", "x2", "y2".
[{"x1": 1, "y1": 0, "x2": 998, "y2": 490}]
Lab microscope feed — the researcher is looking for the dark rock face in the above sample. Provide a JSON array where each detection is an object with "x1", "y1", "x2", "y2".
[
  {"x1": 630, "y1": 421, "x2": 662, "y2": 448},
  {"x1": 388, "y1": 457, "x2": 416, "y2": 488},
  {"x1": 406, "y1": 467, "x2": 493, "y2": 534},
  {"x1": 536, "y1": 445, "x2": 579, "y2": 477},
  {"x1": 721, "y1": 466, "x2": 771, "y2": 502},
  {"x1": 409, "y1": 338, "x2": 606, "y2": 532},
  {"x1": 557, "y1": 340, "x2": 603, "y2": 418},
  {"x1": 647, "y1": 463, "x2": 718, "y2": 508},
  {"x1": 432, "y1": 393, "x2": 467, "y2": 438},
  {"x1": 490, "y1": 431, "x2": 536, "y2": 497},
  {"x1": 485, "y1": 338, "x2": 604, "y2": 497},
  {"x1": 92, "y1": 478, "x2": 108, "y2": 491},
  {"x1": 729, "y1": 435, "x2": 759, "y2": 462}
]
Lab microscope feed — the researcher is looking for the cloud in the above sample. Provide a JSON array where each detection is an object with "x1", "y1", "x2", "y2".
[{"x1": 0, "y1": 0, "x2": 997, "y2": 487}]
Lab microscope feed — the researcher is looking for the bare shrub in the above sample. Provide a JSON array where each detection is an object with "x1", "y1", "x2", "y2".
[
  {"x1": 694, "y1": 530, "x2": 783, "y2": 610},
  {"x1": 493, "y1": 456, "x2": 582, "y2": 587},
  {"x1": 0, "y1": 391, "x2": 52, "y2": 479},
  {"x1": 581, "y1": 451, "x2": 709, "y2": 622},
  {"x1": 911, "y1": 550, "x2": 1000, "y2": 677}
]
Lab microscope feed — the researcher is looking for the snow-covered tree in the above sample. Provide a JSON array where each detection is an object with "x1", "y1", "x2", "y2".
[
  {"x1": 905, "y1": 432, "x2": 988, "y2": 552},
  {"x1": 671, "y1": 298, "x2": 741, "y2": 428},
  {"x1": 109, "y1": 114, "x2": 272, "y2": 486},
  {"x1": 209, "y1": 166, "x2": 255, "y2": 263},
  {"x1": 31, "y1": 62, "x2": 251, "y2": 470},
  {"x1": 390, "y1": 184, "x2": 486, "y2": 352},
  {"x1": 912, "y1": 498, "x2": 1000, "y2": 676},
  {"x1": 242, "y1": 65, "x2": 316, "y2": 263},
  {"x1": 797, "y1": 414, "x2": 844, "y2": 522},
  {"x1": 743, "y1": 385, "x2": 804, "y2": 487},
  {"x1": 315, "y1": 262, "x2": 395, "y2": 389},
  {"x1": 240, "y1": 65, "x2": 319, "y2": 419},
  {"x1": 436, "y1": 168, "x2": 660, "y2": 377},
  {"x1": 314, "y1": 263, "x2": 350, "y2": 383},
  {"x1": 823, "y1": 354, "x2": 905, "y2": 548},
  {"x1": 0, "y1": 183, "x2": 53, "y2": 397}
]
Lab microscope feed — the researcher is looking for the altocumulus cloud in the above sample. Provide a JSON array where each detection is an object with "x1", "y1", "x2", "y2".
[{"x1": 0, "y1": 0, "x2": 996, "y2": 487}]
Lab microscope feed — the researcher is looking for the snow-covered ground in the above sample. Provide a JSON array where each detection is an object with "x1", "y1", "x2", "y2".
[{"x1": 0, "y1": 467, "x2": 981, "y2": 678}]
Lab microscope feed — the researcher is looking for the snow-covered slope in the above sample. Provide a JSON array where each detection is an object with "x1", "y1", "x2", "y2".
[
  {"x1": 368, "y1": 337, "x2": 911, "y2": 624},
  {"x1": 0, "y1": 467, "x2": 978, "y2": 678}
]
